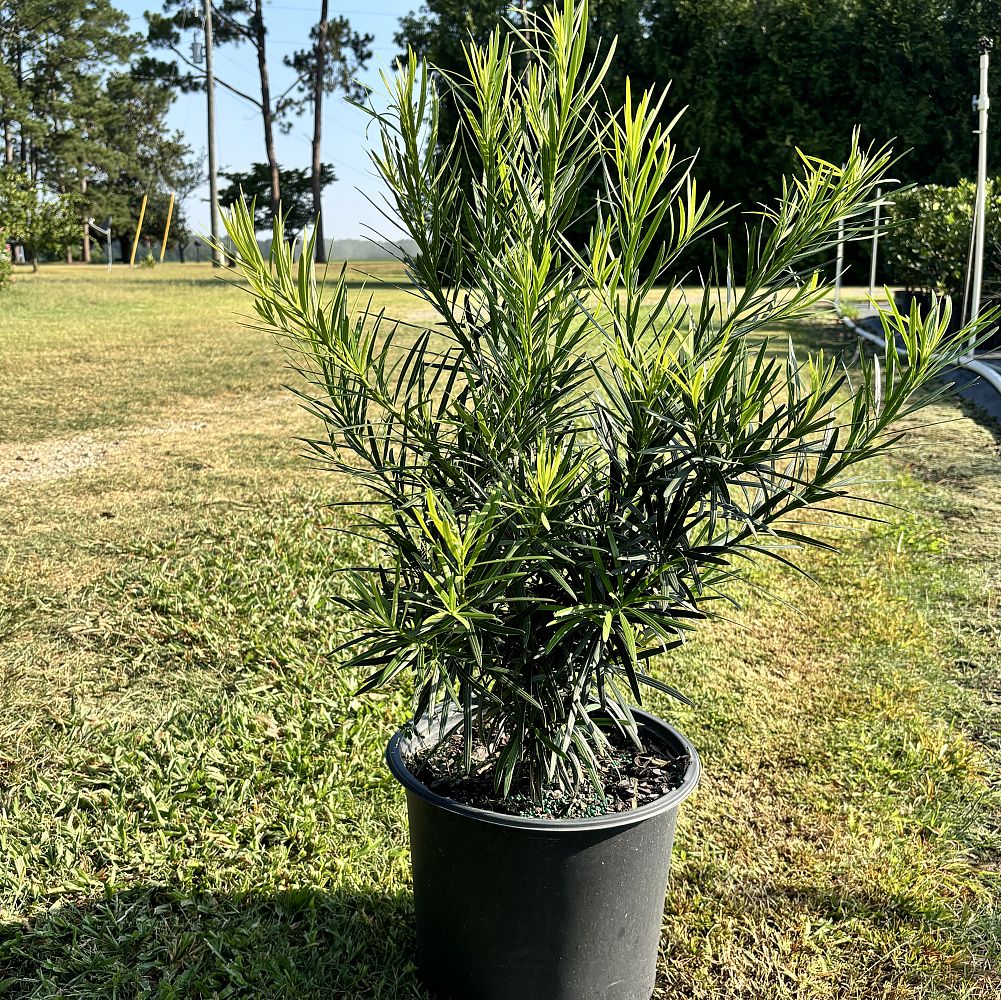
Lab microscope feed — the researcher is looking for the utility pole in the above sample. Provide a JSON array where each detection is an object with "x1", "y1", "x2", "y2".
[
  {"x1": 970, "y1": 37, "x2": 992, "y2": 331},
  {"x1": 204, "y1": 0, "x2": 222, "y2": 267}
]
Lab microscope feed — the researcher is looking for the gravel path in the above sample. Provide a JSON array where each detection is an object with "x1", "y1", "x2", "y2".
[{"x1": 0, "y1": 420, "x2": 209, "y2": 488}]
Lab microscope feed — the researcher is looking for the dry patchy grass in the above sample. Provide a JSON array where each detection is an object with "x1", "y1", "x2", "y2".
[{"x1": 0, "y1": 268, "x2": 998, "y2": 998}]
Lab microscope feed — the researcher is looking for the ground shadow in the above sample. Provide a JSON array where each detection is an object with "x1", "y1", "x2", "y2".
[{"x1": 0, "y1": 884, "x2": 431, "y2": 999}]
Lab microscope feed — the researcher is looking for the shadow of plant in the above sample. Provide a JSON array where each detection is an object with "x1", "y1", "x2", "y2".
[{"x1": 0, "y1": 885, "x2": 430, "y2": 999}]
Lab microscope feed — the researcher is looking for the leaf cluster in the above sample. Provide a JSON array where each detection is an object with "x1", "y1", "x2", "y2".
[
  {"x1": 0, "y1": 168, "x2": 81, "y2": 262},
  {"x1": 220, "y1": 0, "x2": 998, "y2": 803},
  {"x1": 220, "y1": 163, "x2": 336, "y2": 239}
]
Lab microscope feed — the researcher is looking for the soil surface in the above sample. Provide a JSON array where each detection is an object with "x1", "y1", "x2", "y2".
[{"x1": 407, "y1": 726, "x2": 690, "y2": 820}]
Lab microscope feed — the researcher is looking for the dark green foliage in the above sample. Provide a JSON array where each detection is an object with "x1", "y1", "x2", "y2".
[
  {"x1": 883, "y1": 179, "x2": 1001, "y2": 300},
  {"x1": 397, "y1": 0, "x2": 1000, "y2": 258},
  {"x1": 0, "y1": 0, "x2": 196, "y2": 261},
  {"x1": 282, "y1": 17, "x2": 374, "y2": 111},
  {"x1": 220, "y1": 163, "x2": 337, "y2": 238},
  {"x1": 223, "y1": 1, "x2": 996, "y2": 803}
]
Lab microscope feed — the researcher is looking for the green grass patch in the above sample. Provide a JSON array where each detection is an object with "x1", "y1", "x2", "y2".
[{"x1": 1, "y1": 268, "x2": 998, "y2": 997}]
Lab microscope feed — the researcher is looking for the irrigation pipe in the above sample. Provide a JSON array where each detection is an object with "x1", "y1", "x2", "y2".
[{"x1": 838, "y1": 312, "x2": 1001, "y2": 400}]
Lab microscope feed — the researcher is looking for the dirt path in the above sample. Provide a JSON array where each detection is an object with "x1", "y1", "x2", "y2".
[
  {"x1": 0, "y1": 421, "x2": 215, "y2": 488},
  {"x1": 0, "y1": 393, "x2": 294, "y2": 489}
]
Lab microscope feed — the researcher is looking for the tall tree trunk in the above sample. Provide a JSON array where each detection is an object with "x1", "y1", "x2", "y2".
[
  {"x1": 2, "y1": 120, "x2": 12, "y2": 164},
  {"x1": 81, "y1": 175, "x2": 91, "y2": 263},
  {"x1": 253, "y1": 0, "x2": 281, "y2": 219},
  {"x1": 312, "y1": 0, "x2": 329, "y2": 263},
  {"x1": 15, "y1": 45, "x2": 24, "y2": 165}
]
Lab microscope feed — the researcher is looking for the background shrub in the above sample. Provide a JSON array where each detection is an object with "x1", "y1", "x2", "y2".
[
  {"x1": 884, "y1": 180, "x2": 1001, "y2": 301},
  {"x1": 0, "y1": 240, "x2": 11, "y2": 290}
]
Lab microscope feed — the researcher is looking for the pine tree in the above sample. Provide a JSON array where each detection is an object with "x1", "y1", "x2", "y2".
[
  {"x1": 284, "y1": 2, "x2": 371, "y2": 262},
  {"x1": 0, "y1": 0, "x2": 196, "y2": 263},
  {"x1": 144, "y1": 1, "x2": 370, "y2": 238}
]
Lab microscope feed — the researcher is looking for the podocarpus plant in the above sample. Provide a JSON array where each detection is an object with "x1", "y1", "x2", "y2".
[{"x1": 221, "y1": 1, "x2": 995, "y2": 810}]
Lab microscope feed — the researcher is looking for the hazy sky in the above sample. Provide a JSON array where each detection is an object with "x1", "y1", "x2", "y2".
[{"x1": 116, "y1": 0, "x2": 417, "y2": 242}]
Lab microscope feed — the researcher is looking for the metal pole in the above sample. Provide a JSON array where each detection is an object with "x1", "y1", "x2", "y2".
[
  {"x1": 868, "y1": 187, "x2": 881, "y2": 299},
  {"x1": 834, "y1": 218, "x2": 845, "y2": 311},
  {"x1": 204, "y1": 0, "x2": 222, "y2": 267},
  {"x1": 970, "y1": 38, "x2": 992, "y2": 333}
]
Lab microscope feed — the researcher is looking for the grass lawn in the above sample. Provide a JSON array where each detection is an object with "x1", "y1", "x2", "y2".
[{"x1": 1, "y1": 263, "x2": 999, "y2": 999}]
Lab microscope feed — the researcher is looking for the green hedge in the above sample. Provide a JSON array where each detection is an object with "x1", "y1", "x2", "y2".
[{"x1": 884, "y1": 180, "x2": 1001, "y2": 300}]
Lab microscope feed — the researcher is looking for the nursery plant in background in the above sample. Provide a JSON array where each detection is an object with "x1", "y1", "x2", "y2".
[
  {"x1": 221, "y1": 3, "x2": 996, "y2": 997},
  {"x1": 0, "y1": 168, "x2": 79, "y2": 271},
  {"x1": 884, "y1": 179, "x2": 1001, "y2": 315}
]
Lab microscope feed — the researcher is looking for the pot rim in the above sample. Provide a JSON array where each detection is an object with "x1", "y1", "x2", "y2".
[{"x1": 385, "y1": 707, "x2": 701, "y2": 832}]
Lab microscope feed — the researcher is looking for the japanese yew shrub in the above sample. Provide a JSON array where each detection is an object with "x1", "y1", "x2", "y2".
[{"x1": 221, "y1": 0, "x2": 995, "y2": 804}]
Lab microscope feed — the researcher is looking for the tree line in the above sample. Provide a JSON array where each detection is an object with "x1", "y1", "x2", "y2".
[
  {"x1": 2, "y1": 0, "x2": 998, "y2": 269},
  {"x1": 395, "y1": 0, "x2": 1000, "y2": 271},
  {"x1": 1, "y1": 0, "x2": 198, "y2": 266},
  {"x1": 0, "y1": 0, "x2": 370, "y2": 267}
]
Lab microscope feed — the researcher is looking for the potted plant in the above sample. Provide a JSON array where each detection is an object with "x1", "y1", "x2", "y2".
[{"x1": 219, "y1": 3, "x2": 993, "y2": 997}]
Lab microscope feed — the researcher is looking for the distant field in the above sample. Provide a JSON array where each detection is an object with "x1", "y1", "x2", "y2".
[
  {"x1": 0, "y1": 261, "x2": 414, "y2": 445},
  {"x1": 0, "y1": 265, "x2": 999, "y2": 998}
]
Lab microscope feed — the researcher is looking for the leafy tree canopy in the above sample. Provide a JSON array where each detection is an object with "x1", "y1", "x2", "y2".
[
  {"x1": 396, "y1": 0, "x2": 1001, "y2": 262},
  {"x1": 219, "y1": 162, "x2": 336, "y2": 237},
  {"x1": 0, "y1": 168, "x2": 80, "y2": 269},
  {"x1": 0, "y1": 0, "x2": 197, "y2": 260}
]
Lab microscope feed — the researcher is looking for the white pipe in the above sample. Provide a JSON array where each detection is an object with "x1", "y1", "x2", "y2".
[
  {"x1": 840, "y1": 312, "x2": 1001, "y2": 398},
  {"x1": 970, "y1": 39, "x2": 992, "y2": 329},
  {"x1": 868, "y1": 188, "x2": 881, "y2": 299},
  {"x1": 834, "y1": 218, "x2": 845, "y2": 311}
]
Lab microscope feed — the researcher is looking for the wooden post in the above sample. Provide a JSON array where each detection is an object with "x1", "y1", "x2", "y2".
[
  {"x1": 130, "y1": 194, "x2": 148, "y2": 267},
  {"x1": 160, "y1": 192, "x2": 175, "y2": 262}
]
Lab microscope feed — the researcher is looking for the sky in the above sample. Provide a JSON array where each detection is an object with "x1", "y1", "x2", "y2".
[{"x1": 116, "y1": 0, "x2": 417, "y2": 242}]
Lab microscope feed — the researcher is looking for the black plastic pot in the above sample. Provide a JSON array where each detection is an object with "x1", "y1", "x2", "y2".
[{"x1": 386, "y1": 709, "x2": 700, "y2": 1000}]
